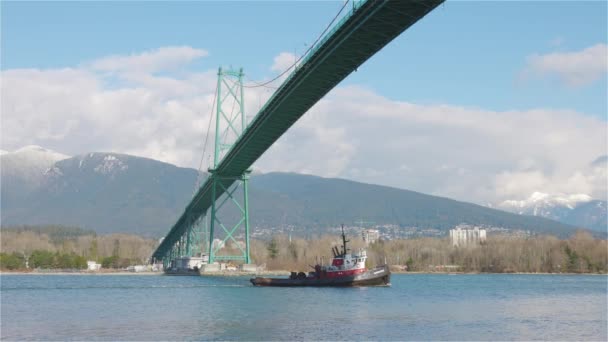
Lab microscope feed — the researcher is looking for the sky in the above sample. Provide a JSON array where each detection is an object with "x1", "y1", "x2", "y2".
[{"x1": 1, "y1": 0, "x2": 607, "y2": 206}]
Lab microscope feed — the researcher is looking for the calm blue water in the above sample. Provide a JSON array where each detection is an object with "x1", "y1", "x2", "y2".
[{"x1": 1, "y1": 274, "x2": 606, "y2": 341}]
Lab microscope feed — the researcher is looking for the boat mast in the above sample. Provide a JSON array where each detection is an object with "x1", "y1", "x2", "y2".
[{"x1": 340, "y1": 224, "x2": 349, "y2": 256}]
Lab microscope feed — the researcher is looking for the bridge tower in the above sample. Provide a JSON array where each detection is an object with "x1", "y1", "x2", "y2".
[{"x1": 207, "y1": 67, "x2": 251, "y2": 264}]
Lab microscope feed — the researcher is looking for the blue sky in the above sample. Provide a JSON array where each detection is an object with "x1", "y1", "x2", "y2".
[
  {"x1": 3, "y1": 1, "x2": 606, "y2": 117},
  {"x1": 1, "y1": 1, "x2": 607, "y2": 204}
]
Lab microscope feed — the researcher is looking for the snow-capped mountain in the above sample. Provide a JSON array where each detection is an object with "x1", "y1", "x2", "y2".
[
  {"x1": 1, "y1": 147, "x2": 584, "y2": 237},
  {"x1": 45, "y1": 153, "x2": 130, "y2": 181},
  {"x1": 501, "y1": 192, "x2": 592, "y2": 216},
  {"x1": 1, "y1": 145, "x2": 69, "y2": 179},
  {"x1": 499, "y1": 192, "x2": 606, "y2": 232},
  {"x1": 2, "y1": 150, "x2": 200, "y2": 235},
  {"x1": 1, "y1": 146, "x2": 70, "y2": 200}
]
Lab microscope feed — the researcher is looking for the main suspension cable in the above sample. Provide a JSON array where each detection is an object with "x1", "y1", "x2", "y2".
[
  {"x1": 194, "y1": 83, "x2": 218, "y2": 193},
  {"x1": 243, "y1": 0, "x2": 350, "y2": 89}
]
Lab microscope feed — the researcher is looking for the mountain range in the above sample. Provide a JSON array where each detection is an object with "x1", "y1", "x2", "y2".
[
  {"x1": 498, "y1": 192, "x2": 606, "y2": 232},
  {"x1": 1, "y1": 146, "x2": 604, "y2": 238}
]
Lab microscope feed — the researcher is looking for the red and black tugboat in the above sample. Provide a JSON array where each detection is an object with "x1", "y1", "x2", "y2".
[{"x1": 250, "y1": 226, "x2": 390, "y2": 287}]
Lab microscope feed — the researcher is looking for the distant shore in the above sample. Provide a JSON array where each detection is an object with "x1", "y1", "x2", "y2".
[
  {"x1": 1, "y1": 270, "x2": 605, "y2": 276},
  {"x1": 0, "y1": 270, "x2": 163, "y2": 276},
  {"x1": 391, "y1": 271, "x2": 607, "y2": 275}
]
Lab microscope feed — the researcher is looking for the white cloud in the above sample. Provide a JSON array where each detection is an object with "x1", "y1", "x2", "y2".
[
  {"x1": 1, "y1": 47, "x2": 606, "y2": 205},
  {"x1": 271, "y1": 52, "x2": 298, "y2": 73},
  {"x1": 523, "y1": 43, "x2": 608, "y2": 87},
  {"x1": 245, "y1": 51, "x2": 300, "y2": 88},
  {"x1": 256, "y1": 86, "x2": 607, "y2": 203},
  {"x1": 90, "y1": 46, "x2": 208, "y2": 73},
  {"x1": 1, "y1": 46, "x2": 273, "y2": 173}
]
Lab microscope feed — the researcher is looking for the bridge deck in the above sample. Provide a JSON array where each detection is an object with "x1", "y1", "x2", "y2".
[{"x1": 153, "y1": 0, "x2": 444, "y2": 259}]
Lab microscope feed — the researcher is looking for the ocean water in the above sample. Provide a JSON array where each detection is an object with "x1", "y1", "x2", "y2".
[{"x1": 1, "y1": 274, "x2": 606, "y2": 341}]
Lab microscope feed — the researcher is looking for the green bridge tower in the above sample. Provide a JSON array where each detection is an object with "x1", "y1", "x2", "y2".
[{"x1": 207, "y1": 67, "x2": 251, "y2": 264}]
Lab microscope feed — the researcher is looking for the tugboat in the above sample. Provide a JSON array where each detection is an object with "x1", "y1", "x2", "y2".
[{"x1": 250, "y1": 226, "x2": 390, "y2": 287}]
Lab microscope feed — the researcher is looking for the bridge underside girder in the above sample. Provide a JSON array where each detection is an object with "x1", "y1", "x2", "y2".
[{"x1": 152, "y1": 0, "x2": 444, "y2": 260}]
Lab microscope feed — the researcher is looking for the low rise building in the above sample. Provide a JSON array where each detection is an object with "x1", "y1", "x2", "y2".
[
  {"x1": 449, "y1": 225, "x2": 487, "y2": 247},
  {"x1": 87, "y1": 261, "x2": 101, "y2": 271},
  {"x1": 362, "y1": 229, "x2": 380, "y2": 244}
]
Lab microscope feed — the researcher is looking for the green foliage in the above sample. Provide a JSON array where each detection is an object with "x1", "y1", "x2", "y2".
[
  {"x1": 29, "y1": 250, "x2": 55, "y2": 269},
  {"x1": 267, "y1": 238, "x2": 279, "y2": 259},
  {"x1": 29, "y1": 250, "x2": 86, "y2": 269},
  {"x1": 101, "y1": 256, "x2": 118, "y2": 268},
  {"x1": 54, "y1": 252, "x2": 87, "y2": 269},
  {"x1": 565, "y1": 245, "x2": 580, "y2": 273},
  {"x1": 405, "y1": 257, "x2": 414, "y2": 271},
  {"x1": 101, "y1": 256, "x2": 131, "y2": 269},
  {"x1": 0, "y1": 253, "x2": 26, "y2": 270}
]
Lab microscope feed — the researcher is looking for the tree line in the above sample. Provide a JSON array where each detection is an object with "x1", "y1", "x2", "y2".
[
  {"x1": 0, "y1": 225, "x2": 157, "y2": 270},
  {"x1": 249, "y1": 231, "x2": 607, "y2": 273},
  {"x1": 0, "y1": 250, "x2": 88, "y2": 270},
  {"x1": 1, "y1": 225, "x2": 606, "y2": 274}
]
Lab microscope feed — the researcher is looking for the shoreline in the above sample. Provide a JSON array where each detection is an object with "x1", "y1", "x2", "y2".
[
  {"x1": 1, "y1": 270, "x2": 605, "y2": 276},
  {"x1": 391, "y1": 271, "x2": 608, "y2": 275},
  {"x1": 0, "y1": 270, "x2": 163, "y2": 276}
]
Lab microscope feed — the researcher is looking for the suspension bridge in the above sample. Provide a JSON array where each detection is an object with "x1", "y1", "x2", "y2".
[{"x1": 151, "y1": 0, "x2": 444, "y2": 270}]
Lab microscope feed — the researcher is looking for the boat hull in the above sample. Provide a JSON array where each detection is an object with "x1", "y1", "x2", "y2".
[
  {"x1": 164, "y1": 268, "x2": 200, "y2": 276},
  {"x1": 250, "y1": 265, "x2": 390, "y2": 287}
]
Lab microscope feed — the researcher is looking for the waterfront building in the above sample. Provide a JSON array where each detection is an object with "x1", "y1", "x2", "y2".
[
  {"x1": 449, "y1": 225, "x2": 487, "y2": 247},
  {"x1": 87, "y1": 261, "x2": 101, "y2": 271},
  {"x1": 362, "y1": 229, "x2": 380, "y2": 244}
]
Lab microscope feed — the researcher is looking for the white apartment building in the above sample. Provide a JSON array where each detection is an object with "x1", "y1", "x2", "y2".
[
  {"x1": 87, "y1": 261, "x2": 101, "y2": 271},
  {"x1": 449, "y1": 225, "x2": 487, "y2": 247},
  {"x1": 362, "y1": 229, "x2": 380, "y2": 244}
]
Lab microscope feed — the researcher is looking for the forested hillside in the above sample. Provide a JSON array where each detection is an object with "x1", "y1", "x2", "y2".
[{"x1": 1, "y1": 153, "x2": 586, "y2": 238}]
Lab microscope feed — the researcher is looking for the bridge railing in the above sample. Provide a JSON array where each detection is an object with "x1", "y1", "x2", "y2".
[{"x1": 297, "y1": 0, "x2": 368, "y2": 70}]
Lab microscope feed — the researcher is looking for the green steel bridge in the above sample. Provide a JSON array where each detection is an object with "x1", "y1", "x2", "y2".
[{"x1": 152, "y1": 0, "x2": 444, "y2": 268}]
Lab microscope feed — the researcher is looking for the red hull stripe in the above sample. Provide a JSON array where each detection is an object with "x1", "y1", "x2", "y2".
[{"x1": 323, "y1": 268, "x2": 366, "y2": 278}]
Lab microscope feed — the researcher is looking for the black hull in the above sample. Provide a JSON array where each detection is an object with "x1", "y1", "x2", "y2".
[{"x1": 250, "y1": 265, "x2": 390, "y2": 287}]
